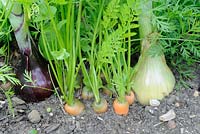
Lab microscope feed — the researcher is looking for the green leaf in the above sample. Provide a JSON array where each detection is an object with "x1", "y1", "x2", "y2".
[
  {"x1": 51, "y1": 0, "x2": 67, "y2": 5},
  {"x1": 32, "y1": 3, "x2": 57, "y2": 22},
  {"x1": 51, "y1": 48, "x2": 70, "y2": 60},
  {"x1": 28, "y1": 129, "x2": 38, "y2": 134},
  {"x1": 0, "y1": 65, "x2": 20, "y2": 85}
]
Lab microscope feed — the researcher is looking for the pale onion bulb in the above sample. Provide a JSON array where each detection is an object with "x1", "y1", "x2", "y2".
[{"x1": 132, "y1": 54, "x2": 175, "y2": 105}]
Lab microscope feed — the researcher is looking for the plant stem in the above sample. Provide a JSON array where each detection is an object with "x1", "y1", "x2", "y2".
[
  {"x1": 138, "y1": 0, "x2": 152, "y2": 39},
  {"x1": 1, "y1": 1, "x2": 32, "y2": 55},
  {"x1": 138, "y1": 0, "x2": 153, "y2": 52}
]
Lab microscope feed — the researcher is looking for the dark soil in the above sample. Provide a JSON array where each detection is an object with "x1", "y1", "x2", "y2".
[{"x1": 0, "y1": 67, "x2": 200, "y2": 134}]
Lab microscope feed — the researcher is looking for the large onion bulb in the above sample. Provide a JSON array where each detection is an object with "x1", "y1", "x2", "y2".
[{"x1": 132, "y1": 53, "x2": 175, "y2": 105}]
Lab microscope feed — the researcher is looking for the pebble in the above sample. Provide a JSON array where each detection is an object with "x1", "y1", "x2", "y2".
[
  {"x1": 175, "y1": 102, "x2": 180, "y2": 107},
  {"x1": 193, "y1": 90, "x2": 199, "y2": 97},
  {"x1": 0, "y1": 100, "x2": 6, "y2": 108},
  {"x1": 28, "y1": 110, "x2": 41, "y2": 123},
  {"x1": 149, "y1": 99, "x2": 160, "y2": 107},
  {"x1": 167, "y1": 120, "x2": 176, "y2": 129},
  {"x1": 159, "y1": 109, "x2": 176, "y2": 122},
  {"x1": 49, "y1": 112, "x2": 53, "y2": 116},
  {"x1": 189, "y1": 115, "x2": 196, "y2": 118},
  {"x1": 44, "y1": 124, "x2": 60, "y2": 133},
  {"x1": 0, "y1": 100, "x2": 6, "y2": 104},
  {"x1": 180, "y1": 128, "x2": 184, "y2": 134},
  {"x1": 145, "y1": 106, "x2": 154, "y2": 115},
  {"x1": 12, "y1": 97, "x2": 25, "y2": 105},
  {"x1": 17, "y1": 109, "x2": 25, "y2": 113}
]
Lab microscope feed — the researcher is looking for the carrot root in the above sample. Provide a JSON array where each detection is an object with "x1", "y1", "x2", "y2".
[
  {"x1": 125, "y1": 91, "x2": 135, "y2": 105},
  {"x1": 92, "y1": 98, "x2": 108, "y2": 114},
  {"x1": 113, "y1": 99, "x2": 129, "y2": 116},
  {"x1": 81, "y1": 86, "x2": 94, "y2": 100},
  {"x1": 64, "y1": 100, "x2": 85, "y2": 116}
]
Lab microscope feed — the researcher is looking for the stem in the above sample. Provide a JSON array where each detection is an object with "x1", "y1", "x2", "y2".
[
  {"x1": 90, "y1": 0, "x2": 104, "y2": 64},
  {"x1": 138, "y1": 0, "x2": 153, "y2": 52},
  {"x1": 68, "y1": 0, "x2": 83, "y2": 105},
  {"x1": 1, "y1": 0, "x2": 32, "y2": 55},
  {"x1": 67, "y1": 0, "x2": 75, "y2": 106},
  {"x1": 127, "y1": 21, "x2": 131, "y2": 73},
  {"x1": 40, "y1": 23, "x2": 67, "y2": 102},
  {"x1": 138, "y1": 0, "x2": 153, "y2": 38}
]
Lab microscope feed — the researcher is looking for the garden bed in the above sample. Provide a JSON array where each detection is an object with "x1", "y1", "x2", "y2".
[
  {"x1": 0, "y1": 0, "x2": 199, "y2": 134},
  {"x1": 0, "y1": 67, "x2": 199, "y2": 134}
]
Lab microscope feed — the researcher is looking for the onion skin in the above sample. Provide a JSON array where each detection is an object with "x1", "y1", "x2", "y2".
[
  {"x1": 132, "y1": 54, "x2": 175, "y2": 105},
  {"x1": 15, "y1": 53, "x2": 53, "y2": 102}
]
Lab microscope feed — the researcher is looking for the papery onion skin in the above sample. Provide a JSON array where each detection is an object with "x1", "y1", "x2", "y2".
[
  {"x1": 15, "y1": 54, "x2": 53, "y2": 102},
  {"x1": 132, "y1": 54, "x2": 175, "y2": 105}
]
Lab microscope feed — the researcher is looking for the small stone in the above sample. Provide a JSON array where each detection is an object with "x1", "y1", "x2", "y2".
[
  {"x1": 97, "y1": 116, "x2": 103, "y2": 121},
  {"x1": 49, "y1": 112, "x2": 53, "y2": 116},
  {"x1": 28, "y1": 110, "x2": 41, "y2": 123},
  {"x1": 167, "y1": 120, "x2": 176, "y2": 129},
  {"x1": 193, "y1": 90, "x2": 199, "y2": 97},
  {"x1": 17, "y1": 109, "x2": 25, "y2": 113},
  {"x1": 44, "y1": 124, "x2": 60, "y2": 133},
  {"x1": 189, "y1": 115, "x2": 196, "y2": 118},
  {"x1": 149, "y1": 99, "x2": 160, "y2": 107},
  {"x1": 80, "y1": 117, "x2": 84, "y2": 120},
  {"x1": 159, "y1": 109, "x2": 176, "y2": 122},
  {"x1": 0, "y1": 100, "x2": 6, "y2": 105},
  {"x1": 0, "y1": 100, "x2": 6, "y2": 108},
  {"x1": 145, "y1": 106, "x2": 154, "y2": 115},
  {"x1": 180, "y1": 128, "x2": 184, "y2": 134},
  {"x1": 12, "y1": 97, "x2": 25, "y2": 105},
  {"x1": 175, "y1": 102, "x2": 180, "y2": 107}
]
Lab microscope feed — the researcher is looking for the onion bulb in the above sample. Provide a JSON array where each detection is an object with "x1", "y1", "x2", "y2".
[
  {"x1": 15, "y1": 52, "x2": 53, "y2": 102},
  {"x1": 132, "y1": 52, "x2": 175, "y2": 105}
]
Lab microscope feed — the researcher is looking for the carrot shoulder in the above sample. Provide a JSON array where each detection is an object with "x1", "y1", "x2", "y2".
[{"x1": 113, "y1": 99, "x2": 129, "y2": 116}]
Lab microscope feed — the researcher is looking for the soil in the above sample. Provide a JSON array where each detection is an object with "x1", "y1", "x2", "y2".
[{"x1": 0, "y1": 47, "x2": 199, "y2": 134}]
